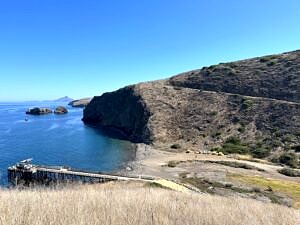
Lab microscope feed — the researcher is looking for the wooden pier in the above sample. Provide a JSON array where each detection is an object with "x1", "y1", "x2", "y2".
[
  {"x1": 7, "y1": 159, "x2": 199, "y2": 193},
  {"x1": 7, "y1": 159, "x2": 155, "y2": 186}
]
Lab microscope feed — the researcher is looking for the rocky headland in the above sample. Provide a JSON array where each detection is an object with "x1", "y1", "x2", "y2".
[
  {"x1": 68, "y1": 98, "x2": 91, "y2": 108},
  {"x1": 83, "y1": 50, "x2": 300, "y2": 167}
]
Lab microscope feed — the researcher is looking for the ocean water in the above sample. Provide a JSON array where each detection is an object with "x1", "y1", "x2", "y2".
[{"x1": 0, "y1": 102, "x2": 135, "y2": 185}]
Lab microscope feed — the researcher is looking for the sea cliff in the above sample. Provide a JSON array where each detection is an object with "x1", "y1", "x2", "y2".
[{"x1": 82, "y1": 50, "x2": 300, "y2": 153}]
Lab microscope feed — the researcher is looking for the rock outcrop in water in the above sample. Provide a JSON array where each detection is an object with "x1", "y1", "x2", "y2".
[
  {"x1": 26, "y1": 107, "x2": 53, "y2": 115},
  {"x1": 82, "y1": 50, "x2": 300, "y2": 153},
  {"x1": 54, "y1": 106, "x2": 68, "y2": 114}
]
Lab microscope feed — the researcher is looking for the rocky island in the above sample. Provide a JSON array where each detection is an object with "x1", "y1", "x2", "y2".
[
  {"x1": 26, "y1": 107, "x2": 52, "y2": 115},
  {"x1": 54, "y1": 106, "x2": 68, "y2": 114},
  {"x1": 26, "y1": 106, "x2": 68, "y2": 115}
]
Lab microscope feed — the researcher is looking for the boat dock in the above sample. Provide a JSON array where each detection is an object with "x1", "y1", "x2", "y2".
[
  {"x1": 7, "y1": 159, "x2": 198, "y2": 193},
  {"x1": 7, "y1": 159, "x2": 155, "y2": 186}
]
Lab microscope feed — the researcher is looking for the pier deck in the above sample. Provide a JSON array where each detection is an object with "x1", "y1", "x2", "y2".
[
  {"x1": 7, "y1": 159, "x2": 195, "y2": 193},
  {"x1": 8, "y1": 163, "x2": 154, "y2": 186}
]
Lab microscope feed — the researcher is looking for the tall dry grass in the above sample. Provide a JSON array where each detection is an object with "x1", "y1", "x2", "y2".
[{"x1": 0, "y1": 182, "x2": 299, "y2": 225}]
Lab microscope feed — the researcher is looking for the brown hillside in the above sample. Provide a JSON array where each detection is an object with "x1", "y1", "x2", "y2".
[{"x1": 83, "y1": 50, "x2": 300, "y2": 163}]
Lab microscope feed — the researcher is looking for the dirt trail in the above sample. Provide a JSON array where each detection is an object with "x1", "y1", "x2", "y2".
[{"x1": 153, "y1": 179, "x2": 191, "y2": 193}]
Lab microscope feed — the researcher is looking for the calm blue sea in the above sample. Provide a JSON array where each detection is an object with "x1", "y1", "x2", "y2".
[{"x1": 0, "y1": 102, "x2": 135, "y2": 185}]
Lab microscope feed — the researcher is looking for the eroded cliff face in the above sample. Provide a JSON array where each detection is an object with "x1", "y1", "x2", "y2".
[
  {"x1": 82, "y1": 50, "x2": 300, "y2": 151},
  {"x1": 82, "y1": 85, "x2": 152, "y2": 143}
]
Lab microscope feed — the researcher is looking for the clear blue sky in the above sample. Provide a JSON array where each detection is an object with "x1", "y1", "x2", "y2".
[{"x1": 0, "y1": 0, "x2": 299, "y2": 101}]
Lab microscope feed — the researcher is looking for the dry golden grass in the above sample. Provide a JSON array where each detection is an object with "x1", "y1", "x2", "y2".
[{"x1": 0, "y1": 182, "x2": 299, "y2": 225}]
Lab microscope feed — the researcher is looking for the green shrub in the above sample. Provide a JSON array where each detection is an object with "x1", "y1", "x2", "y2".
[
  {"x1": 215, "y1": 137, "x2": 250, "y2": 155},
  {"x1": 219, "y1": 143, "x2": 250, "y2": 155},
  {"x1": 272, "y1": 152, "x2": 299, "y2": 168},
  {"x1": 252, "y1": 187, "x2": 262, "y2": 193},
  {"x1": 217, "y1": 137, "x2": 270, "y2": 158},
  {"x1": 279, "y1": 152, "x2": 298, "y2": 168},
  {"x1": 282, "y1": 134, "x2": 294, "y2": 143},
  {"x1": 170, "y1": 144, "x2": 181, "y2": 149},
  {"x1": 232, "y1": 117, "x2": 240, "y2": 124},
  {"x1": 211, "y1": 131, "x2": 222, "y2": 138},
  {"x1": 284, "y1": 61, "x2": 293, "y2": 67},
  {"x1": 292, "y1": 145, "x2": 300, "y2": 152},
  {"x1": 260, "y1": 58, "x2": 270, "y2": 63},
  {"x1": 241, "y1": 98, "x2": 253, "y2": 110},
  {"x1": 278, "y1": 168, "x2": 300, "y2": 177},
  {"x1": 167, "y1": 161, "x2": 178, "y2": 167},
  {"x1": 238, "y1": 125, "x2": 245, "y2": 133},
  {"x1": 213, "y1": 161, "x2": 262, "y2": 170},
  {"x1": 145, "y1": 182, "x2": 166, "y2": 189},
  {"x1": 271, "y1": 140, "x2": 283, "y2": 148},
  {"x1": 179, "y1": 172, "x2": 189, "y2": 178},
  {"x1": 250, "y1": 147, "x2": 271, "y2": 159},
  {"x1": 200, "y1": 133, "x2": 207, "y2": 138},
  {"x1": 259, "y1": 55, "x2": 277, "y2": 63},
  {"x1": 210, "y1": 147, "x2": 220, "y2": 152},
  {"x1": 226, "y1": 137, "x2": 242, "y2": 145},
  {"x1": 210, "y1": 111, "x2": 218, "y2": 116},
  {"x1": 267, "y1": 61, "x2": 276, "y2": 66}
]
